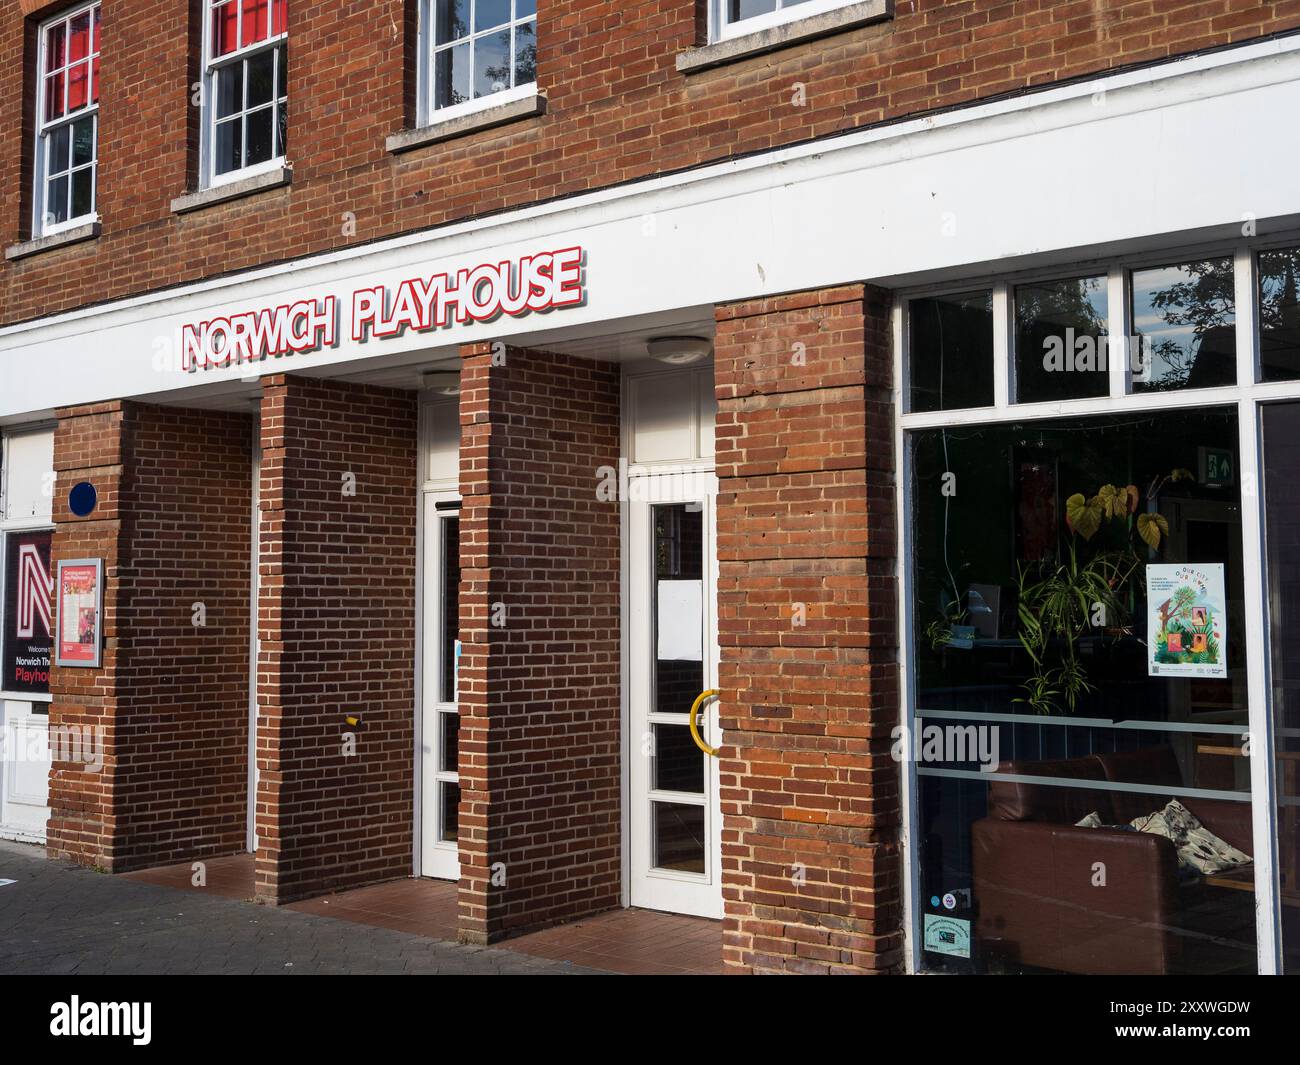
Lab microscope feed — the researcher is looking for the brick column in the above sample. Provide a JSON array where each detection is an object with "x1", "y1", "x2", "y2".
[
  {"x1": 254, "y1": 374, "x2": 418, "y2": 903},
  {"x1": 713, "y1": 284, "x2": 902, "y2": 974},
  {"x1": 47, "y1": 402, "x2": 254, "y2": 871},
  {"x1": 456, "y1": 344, "x2": 621, "y2": 944}
]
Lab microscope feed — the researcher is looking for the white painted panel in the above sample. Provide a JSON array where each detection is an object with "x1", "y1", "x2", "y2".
[
  {"x1": 3, "y1": 430, "x2": 54, "y2": 521},
  {"x1": 0, "y1": 701, "x2": 49, "y2": 840},
  {"x1": 697, "y1": 370, "x2": 716, "y2": 460},
  {"x1": 425, "y1": 399, "x2": 460, "y2": 487},
  {"x1": 630, "y1": 372, "x2": 696, "y2": 464}
]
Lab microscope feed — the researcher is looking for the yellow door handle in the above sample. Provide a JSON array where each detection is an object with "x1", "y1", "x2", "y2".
[{"x1": 688, "y1": 689, "x2": 720, "y2": 757}]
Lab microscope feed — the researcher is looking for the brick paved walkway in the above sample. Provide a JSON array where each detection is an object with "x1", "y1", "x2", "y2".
[{"x1": 0, "y1": 841, "x2": 600, "y2": 975}]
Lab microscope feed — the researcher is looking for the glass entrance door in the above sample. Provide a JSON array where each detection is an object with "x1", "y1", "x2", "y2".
[
  {"x1": 420, "y1": 494, "x2": 460, "y2": 880},
  {"x1": 628, "y1": 482, "x2": 722, "y2": 918}
]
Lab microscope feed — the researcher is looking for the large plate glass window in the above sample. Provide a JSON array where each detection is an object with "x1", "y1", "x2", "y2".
[
  {"x1": 33, "y1": 2, "x2": 100, "y2": 236},
  {"x1": 910, "y1": 407, "x2": 1256, "y2": 974},
  {"x1": 422, "y1": 0, "x2": 536, "y2": 122},
  {"x1": 204, "y1": 0, "x2": 287, "y2": 184}
]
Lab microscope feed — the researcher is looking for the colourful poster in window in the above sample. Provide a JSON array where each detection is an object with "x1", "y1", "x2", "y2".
[
  {"x1": 2, "y1": 529, "x2": 54, "y2": 695},
  {"x1": 1147, "y1": 563, "x2": 1227, "y2": 678},
  {"x1": 56, "y1": 559, "x2": 102, "y2": 668}
]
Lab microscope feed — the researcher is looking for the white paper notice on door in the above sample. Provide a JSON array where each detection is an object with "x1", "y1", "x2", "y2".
[{"x1": 657, "y1": 579, "x2": 703, "y2": 661}]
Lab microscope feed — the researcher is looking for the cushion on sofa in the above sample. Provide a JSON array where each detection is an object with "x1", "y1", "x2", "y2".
[{"x1": 1130, "y1": 799, "x2": 1252, "y2": 876}]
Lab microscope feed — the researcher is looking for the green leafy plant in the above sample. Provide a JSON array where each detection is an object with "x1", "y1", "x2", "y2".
[
  {"x1": 1015, "y1": 466, "x2": 1194, "y2": 714},
  {"x1": 1014, "y1": 540, "x2": 1131, "y2": 714},
  {"x1": 923, "y1": 597, "x2": 967, "y2": 651}
]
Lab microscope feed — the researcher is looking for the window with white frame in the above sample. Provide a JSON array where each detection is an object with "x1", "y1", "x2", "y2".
[
  {"x1": 33, "y1": 2, "x2": 101, "y2": 236},
  {"x1": 420, "y1": 0, "x2": 537, "y2": 123},
  {"x1": 712, "y1": 0, "x2": 854, "y2": 41},
  {"x1": 203, "y1": 0, "x2": 287, "y2": 185}
]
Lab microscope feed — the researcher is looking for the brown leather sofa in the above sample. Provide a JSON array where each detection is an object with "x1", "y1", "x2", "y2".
[{"x1": 971, "y1": 745, "x2": 1254, "y2": 974}]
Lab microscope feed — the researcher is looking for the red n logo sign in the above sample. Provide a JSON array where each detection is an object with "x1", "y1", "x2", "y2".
[{"x1": 16, "y1": 543, "x2": 53, "y2": 639}]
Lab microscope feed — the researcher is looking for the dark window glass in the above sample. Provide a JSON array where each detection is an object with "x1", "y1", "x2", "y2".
[
  {"x1": 653, "y1": 504, "x2": 703, "y2": 717},
  {"x1": 440, "y1": 516, "x2": 460, "y2": 704},
  {"x1": 216, "y1": 63, "x2": 242, "y2": 119},
  {"x1": 440, "y1": 711, "x2": 459, "y2": 774},
  {"x1": 434, "y1": 0, "x2": 468, "y2": 44},
  {"x1": 245, "y1": 106, "x2": 273, "y2": 166},
  {"x1": 911, "y1": 407, "x2": 1255, "y2": 974},
  {"x1": 653, "y1": 801, "x2": 705, "y2": 873},
  {"x1": 729, "y1": 0, "x2": 778, "y2": 19},
  {"x1": 434, "y1": 41, "x2": 470, "y2": 108},
  {"x1": 1131, "y1": 258, "x2": 1236, "y2": 393},
  {"x1": 71, "y1": 116, "x2": 94, "y2": 167},
  {"x1": 1259, "y1": 247, "x2": 1300, "y2": 382},
  {"x1": 71, "y1": 167, "x2": 93, "y2": 218},
  {"x1": 46, "y1": 175, "x2": 68, "y2": 224},
  {"x1": 1015, "y1": 276, "x2": 1109, "y2": 403},
  {"x1": 1262, "y1": 401, "x2": 1300, "y2": 973},
  {"x1": 246, "y1": 47, "x2": 274, "y2": 107},
  {"x1": 653, "y1": 723, "x2": 704, "y2": 794},
  {"x1": 440, "y1": 781, "x2": 460, "y2": 842},
  {"x1": 909, "y1": 291, "x2": 995, "y2": 412},
  {"x1": 215, "y1": 117, "x2": 241, "y2": 175}
]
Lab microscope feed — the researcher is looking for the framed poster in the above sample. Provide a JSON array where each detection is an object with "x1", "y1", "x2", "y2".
[
  {"x1": 1147, "y1": 563, "x2": 1228, "y2": 678},
  {"x1": 56, "y1": 558, "x2": 103, "y2": 668},
  {"x1": 2, "y1": 529, "x2": 54, "y2": 695}
]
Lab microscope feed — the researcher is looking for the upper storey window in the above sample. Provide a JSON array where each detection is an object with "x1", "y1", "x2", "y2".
[
  {"x1": 713, "y1": 0, "x2": 855, "y2": 41},
  {"x1": 34, "y1": 2, "x2": 101, "y2": 236},
  {"x1": 203, "y1": 0, "x2": 287, "y2": 185},
  {"x1": 420, "y1": 0, "x2": 537, "y2": 123}
]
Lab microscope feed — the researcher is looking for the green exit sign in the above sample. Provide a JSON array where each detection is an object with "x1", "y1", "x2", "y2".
[{"x1": 1199, "y1": 446, "x2": 1235, "y2": 487}]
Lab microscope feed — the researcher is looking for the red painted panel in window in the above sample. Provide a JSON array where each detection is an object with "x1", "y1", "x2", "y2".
[
  {"x1": 271, "y1": 0, "x2": 286, "y2": 36},
  {"x1": 69, "y1": 11, "x2": 90, "y2": 62},
  {"x1": 212, "y1": 0, "x2": 238, "y2": 56},
  {"x1": 92, "y1": 55, "x2": 100, "y2": 103},
  {"x1": 241, "y1": 0, "x2": 269, "y2": 48},
  {"x1": 68, "y1": 61, "x2": 88, "y2": 111}
]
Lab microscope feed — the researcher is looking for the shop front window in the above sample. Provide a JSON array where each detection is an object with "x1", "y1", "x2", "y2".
[{"x1": 910, "y1": 407, "x2": 1256, "y2": 974}]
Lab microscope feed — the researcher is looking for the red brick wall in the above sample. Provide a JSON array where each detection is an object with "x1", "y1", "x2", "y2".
[
  {"x1": 254, "y1": 374, "x2": 418, "y2": 903},
  {"x1": 5, "y1": 2, "x2": 1298, "y2": 323},
  {"x1": 456, "y1": 344, "x2": 621, "y2": 943},
  {"x1": 47, "y1": 401, "x2": 254, "y2": 872},
  {"x1": 713, "y1": 284, "x2": 901, "y2": 974}
]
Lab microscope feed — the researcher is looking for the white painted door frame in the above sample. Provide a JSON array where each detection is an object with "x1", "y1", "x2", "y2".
[{"x1": 626, "y1": 472, "x2": 722, "y2": 919}]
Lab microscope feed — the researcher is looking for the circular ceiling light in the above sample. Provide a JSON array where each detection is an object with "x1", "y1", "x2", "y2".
[{"x1": 647, "y1": 336, "x2": 712, "y2": 365}]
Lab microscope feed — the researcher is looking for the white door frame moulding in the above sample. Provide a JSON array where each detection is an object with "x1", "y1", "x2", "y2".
[{"x1": 6, "y1": 35, "x2": 1300, "y2": 419}]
